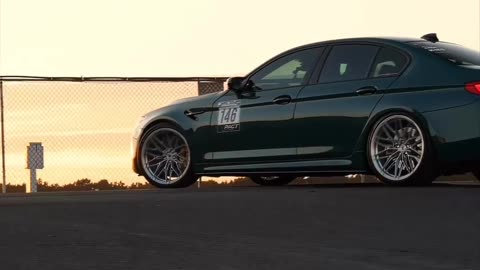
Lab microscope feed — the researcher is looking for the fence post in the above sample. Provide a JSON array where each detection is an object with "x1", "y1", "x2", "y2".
[{"x1": 0, "y1": 81, "x2": 5, "y2": 194}]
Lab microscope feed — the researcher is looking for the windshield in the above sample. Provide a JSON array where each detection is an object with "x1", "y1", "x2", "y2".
[{"x1": 410, "y1": 41, "x2": 480, "y2": 66}]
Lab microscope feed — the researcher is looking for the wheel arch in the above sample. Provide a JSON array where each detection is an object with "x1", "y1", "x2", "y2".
[
  {"x1": 134, "y1": 117, "x2": 187, "y2": 176},
  {"x1": 136, "y1": 118, "x2": 197, "y2": 188},
  {"x1": 360, "y1": 108, "x2": 439, "y2": 184},
  {"x1": 141, "y1": 117, "x2": 185, "y2": 138}
]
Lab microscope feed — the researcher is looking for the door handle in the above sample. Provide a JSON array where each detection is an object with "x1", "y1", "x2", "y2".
[
  {"x1": 273, "y1": 95, "x2": 292, "y2": 105},
  {"x1": 356, "y1": 86, "x2": 378, "y2": 96}
]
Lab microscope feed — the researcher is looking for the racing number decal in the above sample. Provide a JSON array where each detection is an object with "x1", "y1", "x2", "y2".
[
  {"x1": 217, "y1": 100, "x2": 241, "y2": 133},
  {"x1": 218, "y1": 107, "x2": 239, "y2": 124}
]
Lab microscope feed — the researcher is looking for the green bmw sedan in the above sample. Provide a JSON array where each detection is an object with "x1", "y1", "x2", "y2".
[{"x1": 132, "y1": 33, "x2": 480, "y2": 188}]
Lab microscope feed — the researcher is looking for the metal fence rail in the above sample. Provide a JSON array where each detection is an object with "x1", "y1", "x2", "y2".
[{"x1": 0, "y1": 76, "x2": 228, "y2": 192}]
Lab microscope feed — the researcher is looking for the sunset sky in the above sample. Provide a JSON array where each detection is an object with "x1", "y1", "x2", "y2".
[
  {"x1": 1, "y1": 0, "x2": 479, "y2": 76},
  {"x1": 0, "y1": 0, "x2": 479, "y2": 185}
]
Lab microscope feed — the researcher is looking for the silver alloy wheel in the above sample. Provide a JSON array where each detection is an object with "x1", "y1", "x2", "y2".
[
  {"x1": 141, "y1": 128, "x2": 190, "y2": 185},
  {"x1": 370, "y1": 115, "x2": 425, "y2": 181}
]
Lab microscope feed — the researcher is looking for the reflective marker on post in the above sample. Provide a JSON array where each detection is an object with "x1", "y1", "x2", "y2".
[{"x1": 26, "y1": 142, "x2": 44, "y2": 193}]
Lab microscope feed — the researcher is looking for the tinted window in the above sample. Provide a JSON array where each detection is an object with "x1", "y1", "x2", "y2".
[
  {"x1": 250, "y1": 48, "x2": 322, "y2": 90},
  {"x1": 411, "y1": 42, "x2": 480, "y2": 65},
  {"x1": 370, "y1": 47, "x2": 408, "y2": 77},
  {"x1": 319, "y1": 45, "x2": 379, "y2": 83}
]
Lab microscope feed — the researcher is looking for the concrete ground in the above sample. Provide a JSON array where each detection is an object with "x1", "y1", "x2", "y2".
[{"x1": 0, "y1": 181, "x2": 479, "y2": 270}]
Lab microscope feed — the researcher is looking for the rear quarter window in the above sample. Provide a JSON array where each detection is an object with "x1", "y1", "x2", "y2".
[
  {"x1": 370, "y1": 47, "x2": 408, "y2": 78},
  {"x1": 411, "y1": 42, "x2": 480, "y2": 66}
]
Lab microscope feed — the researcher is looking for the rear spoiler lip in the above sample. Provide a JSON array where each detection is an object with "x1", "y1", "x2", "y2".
[{"x1": 421, "y1": 33, "x2": 439, "y2": 43}]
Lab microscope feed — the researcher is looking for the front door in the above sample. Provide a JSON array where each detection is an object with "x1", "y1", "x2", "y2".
[{"x1": 206, "y1": 47, "x2": 323, "y2": 166}]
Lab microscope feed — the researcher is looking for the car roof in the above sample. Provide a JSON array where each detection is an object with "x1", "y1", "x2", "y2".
[
  {"x1": 298, "y1": 37, "x2": 425, "y2": 48},
  {"x1": 289, "y1": 37, "x2": 423, "y2": 51}
]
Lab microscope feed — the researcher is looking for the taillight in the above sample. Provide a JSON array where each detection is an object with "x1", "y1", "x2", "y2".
[{"x1": 465, "y1": 82, "x2": 480, "y2": 95}]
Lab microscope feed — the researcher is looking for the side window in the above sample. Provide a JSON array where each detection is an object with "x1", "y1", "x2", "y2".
[
  {"x1": 319, "y1": 45, "x2": 379, "y2": 83},
  {"x1": 370, "y1": 47, "x2": 408, "y2": 77},
  {"x1": 249, "y1": 48, "x2": 322, "y2": 90}
]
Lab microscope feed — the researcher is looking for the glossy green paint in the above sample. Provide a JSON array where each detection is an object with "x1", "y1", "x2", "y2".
[
  {"x1": 135, "y1": 91, "x2": 225, "y2": 166},
  {"x1": 133, "y1": 37, "x2": 480, "y2": 177},
  {"x1": 294, "y1": 77, "x2": 396, "y2": 159},
  {"x1": 423, "y1": 100, "x2": 480, "y2": 163},
  {"x1": 207, "y1": 86, "x2": 302, "y2": 163}
]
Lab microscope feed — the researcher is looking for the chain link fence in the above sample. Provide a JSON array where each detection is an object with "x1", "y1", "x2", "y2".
[
  {"x1": 0, "y1": 76, "x2": 475, "y2": 192},
  {"x1": 0, "y1": 77, "x2": 227, "y2": 190}
]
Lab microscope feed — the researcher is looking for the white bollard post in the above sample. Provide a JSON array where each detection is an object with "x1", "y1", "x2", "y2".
[
  {"x1": 197, "y1": 176, "x2": 202, "y2": 189},
  {"x1": 28, "y1": 168, "x2": 37, "y2": 193}
]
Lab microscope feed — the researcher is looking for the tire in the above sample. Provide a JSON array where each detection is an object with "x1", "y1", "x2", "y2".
[
  {"x1": 367, "y1": 113, "x2": 436, "y2": 186},
  {"x1": 138, "y1": 123, "x2": 197, "y2": 188},
  {"x1": 250, "y1": 176, "x2": 296, "y2": 186}
]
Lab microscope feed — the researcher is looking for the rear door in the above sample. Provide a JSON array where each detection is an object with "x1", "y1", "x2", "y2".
[{"x1": 294, "y1": 44, "x2": 409, "y2": 160}]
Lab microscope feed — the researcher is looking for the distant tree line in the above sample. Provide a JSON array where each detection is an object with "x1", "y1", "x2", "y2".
[
  {"x1": 2, "y1": 174, "x2": 473, "y2": 193},
  {"x1": 0, "y1": 177, "x2": 254, "y2": 193}
]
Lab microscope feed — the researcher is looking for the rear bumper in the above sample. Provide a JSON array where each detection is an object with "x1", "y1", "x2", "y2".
[{"x1": 423, "y1": 98, "x2": 480, "y2": 172}]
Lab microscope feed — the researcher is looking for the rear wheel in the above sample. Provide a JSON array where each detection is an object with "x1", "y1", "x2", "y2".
[
  {"x1": 367, "y1": 113, "x2": 435, "y2": 185},
  {"x1": 139, "y1": 123, "x2": 197, "y2": 188},
  {"x1": 250, "y1": 176, "x2": 296, "y2": 186}
]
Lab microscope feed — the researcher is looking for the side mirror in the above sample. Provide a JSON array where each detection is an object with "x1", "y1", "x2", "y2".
[{"x1": 227, "y1": 77, "x2": 245, "y2": 92}]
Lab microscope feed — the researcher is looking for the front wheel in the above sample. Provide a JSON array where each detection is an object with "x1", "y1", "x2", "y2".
[
  {"x1": 250, "y1": 176, "x2": 296, "y2": 186},
  {"x1": 139, "y1": 123, "x2": 198, "y2": 188},
  {"x1": 367, "y1": 113, "x2": 435, "y2": 185}
]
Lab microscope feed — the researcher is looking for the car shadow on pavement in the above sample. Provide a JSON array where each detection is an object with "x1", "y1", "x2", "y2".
[{"x1": 281, "y1": 181, "x2": 480, "y2": 189}]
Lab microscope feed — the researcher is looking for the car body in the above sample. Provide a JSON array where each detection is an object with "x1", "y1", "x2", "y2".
[{"x1": 132, "y1": 33, "x2": 480, "y2": 187}]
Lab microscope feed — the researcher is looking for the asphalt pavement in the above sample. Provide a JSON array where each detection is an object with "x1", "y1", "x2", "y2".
[{"x1": 0, "y1": 181, "x2": 479, "y2": 270}]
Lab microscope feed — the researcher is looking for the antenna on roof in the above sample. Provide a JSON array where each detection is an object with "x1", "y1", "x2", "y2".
[{"x1": 421, "y1": 33, "x2": 439, "y2": 43}]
